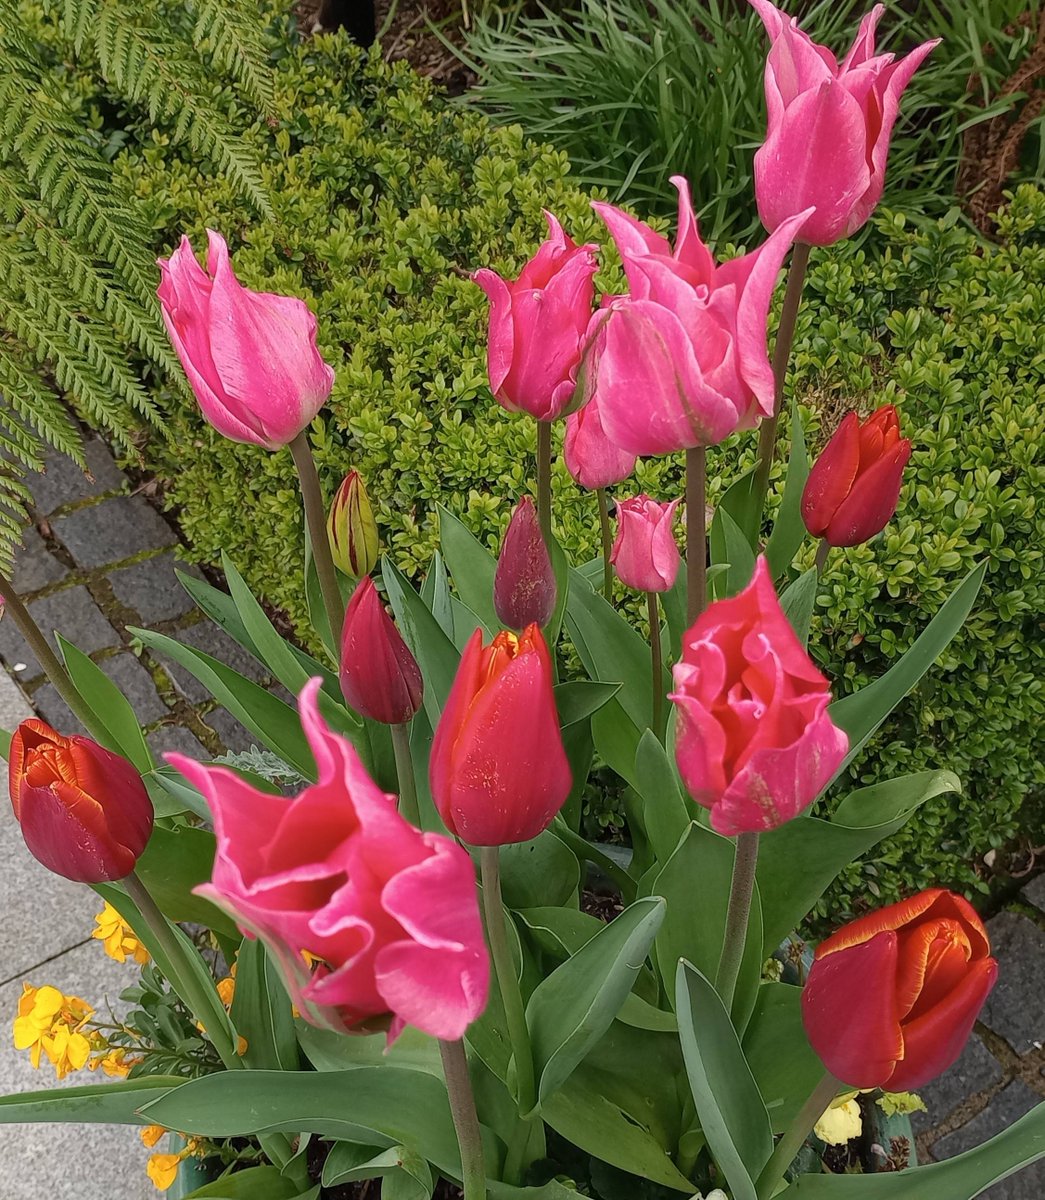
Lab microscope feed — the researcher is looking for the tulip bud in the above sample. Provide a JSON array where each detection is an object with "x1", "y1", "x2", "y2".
[
  {"x1": 339, "y1": 577, "x2": 423, "y2": 725},
  {"x1": 326, "y1": 470, "x2": 379, "y2": 580},
  {"x1": 9, "y1": 720, "x2": 154, "y2": 883},
  {"x1": 493, "y1": 497, "x2": 557, "y2": 631},
  {"x1": 802, "y1": 406, "x2": 912, "y2": 547},
  {"x1": 610, "y1": 495, "x2": 681, "y2": 593}
]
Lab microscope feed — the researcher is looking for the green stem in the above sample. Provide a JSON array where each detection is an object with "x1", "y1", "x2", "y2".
[
  {"x1": 814, "y1": 538, "x2": 830, "y2": 575},
  {"x1": 438, "y1": 1038, "x2": 488, "y2": 1200},
  {"x1": 390, "y1": 721, "x2": 420, "y2": 827},
  {"x1": 536, "y1": 419, "x2": 553, "y2": 548},
  {"x1": 553, "y1": 820, "x2": 637, "y2": 903},
  {"x1": 289, "y1": 431, "x2": 344, "y2": 653},
  {"x1": 756, "y1": 1071, "x2": 839, "y2": 1199},
  {"x1": 0, "y1": 571, "x2": 112, "y2": 744},
  {"x1": 685, "y1": 446, "x2": 707, "y2": 623},
  {"x1": 479, "y1": 847, "x2": 536, "y2": 1119},
  {"x1": 596, "y1": 487, "x2": 614, "y2": 601},
  {"x1": 715, "y1": 832, "x2": 760, "y2": 1012},
  {"x1": 752, "y1": 242, "x2": 812, "y2": 521},
  {"x1": 647, "y1": 591, "x2": 663, "y2": 735}
]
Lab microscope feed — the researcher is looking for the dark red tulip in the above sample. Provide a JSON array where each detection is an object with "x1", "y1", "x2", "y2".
[
  {"x1": 339, "y1": 577, "x2": 423, "y2": 725},
  {"x1": 493, "y1": 497, "x2": 557, "y2": 631}
]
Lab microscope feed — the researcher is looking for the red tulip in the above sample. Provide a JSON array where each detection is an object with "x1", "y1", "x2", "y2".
[
  {"x1": 802, "y1": 889, "x2": 998, "y2": 1090},
  {"x1": 9, "y1": 720, "x2": 153, "y2": 883},
  {"x1": 494, "y1": 496, "x2": 557, "y2": 631},
  {"x1": 429, "y1": 624, "x2": 571, "y2": 846},
  {"x1": 339, "y1": 577, "x2": 423, "y2": 725},
  {"x1": 802, "y1": 406, "x2": 912, "y2": 547}
]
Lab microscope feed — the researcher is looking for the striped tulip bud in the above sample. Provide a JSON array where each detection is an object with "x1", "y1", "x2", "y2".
[{"x1": 327, "y1": 470, "x2": 379, "y2": 579}]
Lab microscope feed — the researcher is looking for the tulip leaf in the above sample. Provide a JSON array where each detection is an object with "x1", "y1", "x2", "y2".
[
  {"x1": 322, "y1": 1142, "x2": 433, "y2": 1195},
  {"x1": 526, "y1": 896, "x2": 666, "y2": 1109},
  {"x1": 765, "y1": 397, "x2": 810, "y2": 579},
  {"x1": 222, "y1": 552, "x2": 313, "y2": 695},
  {"x1": 179, "y1": 1165, "x2": 317, "y2": 1199},
  {"x1": 633, "y1": 728, "x2": 690, "y2": 864},
  {"x1": 420, "y1": 550, "x2": 455, "y2": 639},
  {"x1": 516, "y1": 907, "x2": 607, "y2": 960},
  {"x1": 438, "y1": 505, "x2": 500, "y2": 632},
  {"x1": 554, "y1": 679, "x2": 621, "y2": 727},
  {"x1": 132, "y1": 627, "x2": 316, "y2": 778},
  {"x1": 590, "y1": 699, "x2": 642, "y2": 789},
  {"x1": 500, "y1": 828, "x2": 580, "y2": 910},
  {"x1": 743, "y1": 983, "x2": 824, "y2": 1135},
  {"x1": 676, "y1": 960, "x2": 774, "y2": 1200},
  {"x1": 779, "y1": 567, "x2": 818, "y2": 646},
  {"x1": 57, "y1": 634, "x2": 153, "y2": 773},
  {"x1": 296, "y1": 1023, "x2": 442, "y2": 1077},
  {"x1": 828, "y1": 561, "x2": 986, "y2": 780},
  {"x1": 135, "y1": 825, "x2": 239, "y2": 938},
  {"x1": 756, "y1": 769, "x2": 960, "y2": 954},
  {"x1": 0, "y1": 1076, "x2": 182, "y2": 1124},
  {"x1": 717, "y1": 466, "x2": 761, "y2": 550},
  {"x1": 789, "y1": 1098, "x2": 1045, "y2": 1198},
  {"x1": 230, "y1": 937, "x2": 299, "y2": 1072}
]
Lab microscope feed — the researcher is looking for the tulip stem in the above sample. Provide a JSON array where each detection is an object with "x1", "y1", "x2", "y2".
[
  {"x1": 715, "y1": 832, "x2": 760, "y2": 1012},
  {"x1": 289, "y1": 431, "x2": 344, "y2": 653},
  {"x1": 536, "y1": 419, "x2": 553, "y2": 548},
  {"x1": 752, "y1": 242, "x2": 812, "y2": 522},
  {"x1": 0, "y1": 571, "x2": 113, "y2": 745},
  {"x1": 391, "y1": 721, "x2": 420, "y2": 827},
  {"x1": 814, "y1": 538, "x2": 830, "y2": 575},
  {"x1": 685, "y1": 446, "x2": 707, "y2": 622},
  {"x1": 755, "y1": 1071, "x2": 840, "y2": 1200},
  {"x1": 647, "y1": 591, "x2": 663, "y2": 734},
  {"x1": 596, "y1": 488, "x2": 613, "y2": 601},
  {"x1": 439, "y1": 1038, "x2": 488, "y2": 1200},
  {"x1": 479, "y1": 847, "x2": 537, "y2": 1124}
]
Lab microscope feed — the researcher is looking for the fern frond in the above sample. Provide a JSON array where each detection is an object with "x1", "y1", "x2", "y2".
[
  {"x1": 189, "y1": 0, "x2": 276, "y2": 114},
  {"x1": 0, "y1": 341, "x2": 84, "y2": 464},
  {"x1": 61, "y1": 0, "x2": 99, "y2": 55}
]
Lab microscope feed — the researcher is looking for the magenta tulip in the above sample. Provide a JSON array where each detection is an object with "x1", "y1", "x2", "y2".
[
  {"x1": 610, "y1": 496, "x2": 681, "y2": 594},
  {"x1": 474, "y1": 212, "x2": 598, "y2": 422},
  {"x1": 494, "y1": 496, "x2": 557, "y2": 631},
  {"x1": 157, "y1": 230, "x2": 335, "y2": 449},
  {"x1": 670, "y1": 557, "x2": 848, "y2": 835},
  {"x1": 339, "y1": 577, "x2": 423, "y2": 725},
  {"x1": 171, "y1": 679, "x2": 489, "y2": 1041},
  {"x1": 751, "y1": 0, "x2": 939, "y2": 246},
  {"x1": 563, "y1": 392, "x2": 637, "y2": 491},
  {"x1": 590, "y1": 177, "x2": 812, "y2": 456}
]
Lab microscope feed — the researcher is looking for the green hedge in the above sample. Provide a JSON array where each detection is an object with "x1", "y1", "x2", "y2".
[{"x1": 108, "y1": 34, "x2": 1042, "y2": 912}]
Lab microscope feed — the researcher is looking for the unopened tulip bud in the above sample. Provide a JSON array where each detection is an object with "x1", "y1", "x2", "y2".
[
  {"x1": 327, "y1": 470, "x2": 379, "y2": 579},
  {"x1": 339, "y1": 577, "x2": 423, "y2": 725},
  {"x1": 493, "y1": 496, "x2": 557, "y2": 630},
  {"x1": 9, "y1": 720, "x2": 154, "y2": 883},
  {"x1": 610, "y1": 495, "x2": 681, "y2": 593}
]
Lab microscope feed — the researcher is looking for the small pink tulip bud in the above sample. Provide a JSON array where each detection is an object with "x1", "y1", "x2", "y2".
[
  {"x1": 610, "y1": 495, "x2": 681, "y2": 594},
  {"x1": 493, "y1": 497, "x2": 557, "y2": 631}
]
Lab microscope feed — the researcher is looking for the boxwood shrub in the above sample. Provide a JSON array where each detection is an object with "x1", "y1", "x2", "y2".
[{"x1": 108, "y1": 33, "x2": 1042, "y2": 913}]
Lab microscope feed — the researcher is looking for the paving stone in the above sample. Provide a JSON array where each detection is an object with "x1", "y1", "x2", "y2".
[
  {"x1": 911, "y1": 1035, "x2": 1004, "y2": 1133},
  {"x1": 52, "y1": 495, "x2": 176, "y2": 569},
  {"x1": 0, "y1": 585, "x2": 119, "y2": 679},
  {"x1": 157, "y1": 621, "x2": 267, "y2": 704},
  {"x1": 981, "y1": 913, "x2": 1045, "y2": 1055},
  {"x1": 147, "y1": 724, "x2": 208, "y2": 761},
  {"x1": 202, "y1": 707, "x2": 258, "y2": 754},
  {"x1": 9, "y1": 525, "x2": 64, "y2": 594},
  {"x1": 30, "y1": 652, "x2": 167, "y2": 733},
  {"x1": 26, "y1": 438, "x2": 125, "y2": 515},
  {"x1": 1022, "y1": 874, "x2": 1045, "y2": 914},
  {"x1": 108, "y1": 553, "x2": 203, "y2": 623}
]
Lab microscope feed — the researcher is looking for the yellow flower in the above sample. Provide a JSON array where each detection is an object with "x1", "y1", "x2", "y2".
[
  {"x1": 814, "y1": 1094, "x2": 863, "y2": 1145},
  {"x1": 146, "y1": 1153, "x2": 185, "y2": 1191},
  {"x1": 216, "y1": 976, "x2": 235, "y2": 1008},
  {"x1": 140, "y1": 1125, "x2": 167, "y2": 1150},
  {"x1": 91, "y1": 1047, "x2": 141, "y2": 1078},
  {"x1": 12, "y1": 984, "x2": 93, "y2": 1077},
  {"x1": 43, "y1": 1023, "x2": 92, "y2": 1080},
  {"x1": 13, "y1": 984, "x2": 64, "y2": 1068},
  {"x1": 92, "y1": 902, "x2": 150, "y2": 965}
]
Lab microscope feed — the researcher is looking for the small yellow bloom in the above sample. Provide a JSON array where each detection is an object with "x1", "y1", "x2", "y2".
[
  {"x1": 13, "y1": 984, "x2": 63, "y2": 1068},
  {"x1": 43, "y1": 1023, "x2": 92, "y2": 1080},
  {"x1": 92, "y1": 902, "x2": 150, "y2": 965},
  {"x1": 815, "y1": 1095, "x2": 863, "y2": 1145},
  {"x1": 140, "y1": 1125, "x2": 167, "y2": 1149},
  {"x1": 12, "y1": 984, "x2": 93, "y2": 1076},
  {"x1": 146, "y1": 1153, "x2": 185, "y2": 1191},
  {"x1": 91, "y1": 1047, "x2": 140, "y2": 1078},
  {"x1": 216, "y1": 976, "x2": 235, "y2": 1008}
]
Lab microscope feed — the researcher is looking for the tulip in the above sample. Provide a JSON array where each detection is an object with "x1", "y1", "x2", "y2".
[
  {"x1": 751, "y1": 0, "x2": 939, "y2": 246},
  {"x1": 474, "y1": 212, "x2": 598, "y2": 422},
  {"x1": 494, "y1": 496, "x2": 557, "y2": 631},
  {"x1": 9, "y1": 720, "x2": 154, "y2": 883},
  {"x1": 327, "y1": 470, "x2": 379, "y2": 579},
  {"x1": 802, "y1": 405, "x2": 911, "y2": 547},
  {"x1": 430, "y1": 624, "x2": 571, "y2": 846},
  {"x1": 563, "y1": 392, "x2": 637, "y2": 491},
  {"x1": 339, "y1": 577, "x2": 423, "y2": 725},
  {"x1": 610, "y1": 495, "x2": 681, "y2": 594},
  {"x1": 590, "y1": 177, "x2": 812, "y2": 456},
  {"x1": 171, "y1": 679, "x2": 489, "y2": 1041},
  {"x1": 802, "y1": 889, "x2": 998, "y2": 1090},
  {"x1": 670, "y1": 557, "x2": 848, "y2": 835},
  {"x1": 157, "y1": 230, "x2": 335, "y2": 449}
]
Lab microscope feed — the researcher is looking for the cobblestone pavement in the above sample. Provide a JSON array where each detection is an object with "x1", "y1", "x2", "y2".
[{"x1": 1, "y1": 439, "x2": 1044, "y2": 1197}]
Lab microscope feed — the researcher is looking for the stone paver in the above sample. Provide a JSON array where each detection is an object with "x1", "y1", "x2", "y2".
[
  {"x1": 911, "y1": 1035, "x2": 1004, "y2": 1134},
  {"x1": 28, "y1": 439, "x2": 124, "y2": 515},
  {"x1": 147, "y1": 723, "x2": 208, "y2": 760},
  {"x1": 1023, "y1": 874, "x2": 1045, "y2": 914},
  {"x1": 981, "y1": 913, "x2": 1045, "y2": 1055},
  {"x1": 30, "y1": 653, "x2": 167, "y2": 737},
  {"x1": 9, "y1": 526, "x2": 64, "y2": 594},
  {"x1": 932, "y1": 1082, "x2": 1045, "y2": 1198},
  {"x1": 0, "y1": 585, "x2": 119, "y2": 679},
  {"x1": 53, "y1": 495, "x2": 176, "y2": 568},
  {"x1": 202, "y1": 706, "x2": 257, "y2": 754},
  {"x1": 108, "y1": 553, "x2": 201, "y2": 623}
]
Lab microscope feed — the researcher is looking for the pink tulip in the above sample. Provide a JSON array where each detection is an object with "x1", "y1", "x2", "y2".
[
  {"x1": 610, "y1": 496, "x2": 681, "y2": 594},
  {"x1": 670, "y1": 557, "x2": 848, "y2": 835},
  {"x1": 157, "y1": 230, "x2": 335, "y2": 449},
  {"x1": 563, "y1": 392, "x2": 637, "y2": 491},
  {"x1": 474, "y1": 212, "x2": 598, "y2": 422},
  {"x1": 751, "y1": 0, "x2": 939, "y2": 246},
  {"x1": 590, "y1": 177, "x2": 811, "y2": 456},
  {"x1": 170, "y1": 679, "x2": 489, "y2": 1042}
]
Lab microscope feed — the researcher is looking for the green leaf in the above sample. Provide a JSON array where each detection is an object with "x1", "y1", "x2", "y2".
[
  {"x1": 515, "y1": 907, "x2": 606, "y2": 960},
  {"x1": 743, "y1": 983, "x2": 824, "y2": 1134},
  {"x1": 439, "y1": 505, "x2": 499, "y2": 632},
  {"x1": 230, "y1": 937, "x2": 299, "y2": 1072},
  {"x1": 829, "y1": 562, "x2": 986, "y2": 778},
  {"x1": 709, "y1": 505, "x2": 757, "y2": 600},
  {"x1": 0, "y1": 1076, "x2": 181, "y2": 1124},
  {"x1": 554, "y1": 680, "x2": 622, "y2": 727},
  {"x1": 222, "y1": 552, "x2": 312, "y2": 694},
  {"x1": 778, "y1": 568, "x2": 818, "y2": 646},
  {"x1": 790, "y1": 1099, "x2": 1045, "y2": 1198},
  {"x1": 591, "y1": 699, "x2": 643, "y2": 790},
  {"x1": 500, "y1": 829, "x2": 580, "y2": 910},
  {"x1": 421, "y1": 551, "x2": 456, "y2": 640},
  {"x1": 526, "y1": 896, "x2": 665, "y2": 1108},
  {"x1": 181, "y1": 1166, "x2": 317, "y2": 1199},
  {"x1": 296, "y1": 1023, "x2": 441, "y2": 1077},
  {"x1": 757, "y1": 770, "x2": 960, "y2": 954},
  {"x1": 57, "y1": 635, "x2": 153, "y2": 773},
  {"x1": 145, "y1": 765, "x2": 213, "y2": 821},
  {"x1": 633, "y1": 728, "x2": 690, "y2": 864},
  {"x1": 135, "y1": 825, "x2": 239, "y2": 937},
  {"x1": 765, "y1": 398, "x2": 810, "y2": 578},
  {"x1": 676, "y1": 960, "x2": 773, "y2": 1200},
  {"x1": 322, "y1": 1142, "x2": 433, "y2": 1196}
]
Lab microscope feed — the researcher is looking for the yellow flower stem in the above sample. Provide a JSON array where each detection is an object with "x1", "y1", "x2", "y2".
[
  {"x1": 755, "y1": 1071, "x2": 839, "y2": 1200},
  {"x1": 714, "y1": 832, "x2": 760, "y2": 1012},
  {"x1": 596, "y1": 488, "x2": 613, "y2": 601},
  {"x1": 390, "y1": 721, "x2": 420, "y2": 827},
  {"x1": 685, "y1": 447, "x2": 707, "y2": 623},
  {"x1": 438, "y1": 1038, "x2": 488, "y2": 1200},
  {"x1": 289, "y1": 431, "x2": 344, "y2": 653}
]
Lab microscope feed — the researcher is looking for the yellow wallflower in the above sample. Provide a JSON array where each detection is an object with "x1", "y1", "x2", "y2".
[
  {"x1": 139, "y1": 1125, "x2": 167, "y2": 1149},
  {"x1": 91, "y1": 1047, "x2": 141, "y2": 1078},
  {"x1": 43, "y1": 1024, "x2": 92, "y2": 1080},
  {"x1": 146, "y1": 1153, "x2": 185, "y2": 1191},
  {"x1": 92, "y1": 902, "x2": 150, "y2": 965},
  {"x1": 216, "y1": 976, "x2": 235, "y2": 1008},
  {"x1": 12, "y1": 984, "x2": 93, "y2": 1078},
  {"x1": 814, "y1": 1094, "x2": 863, "y2": 1145},
  {"x1": 13, "y1": 984, "x2": 64, "y2": 1068}
]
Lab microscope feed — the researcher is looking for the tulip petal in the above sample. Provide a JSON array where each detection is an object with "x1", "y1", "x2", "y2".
[
  {"x1": 473, "y1": 269, "x2": 515, "y2": 398},
  {"x1": 823, "y1": 437, "x2": 911, "y2": 546},
  {"x1": 563, "y1": 394, "x2": 636, "y2": 491},
  {"x1": 668, "y1": 175, "x2": 716, "y2": 286},
  {"x1": 801, "y1": 412, "x2": 862, "y2": 537},
  {"x1": 591, "y1": 200, "x2": 671, "y2": 296},
  {"x1": 17, "y1": 781, "x2": 137, "y2": 883},
  {"x1": 429, "y1": 629, "x2": 486, "y2": 837},
  {"x1": 840, "y1": 4, "x2": 885, "y2": 71}
]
